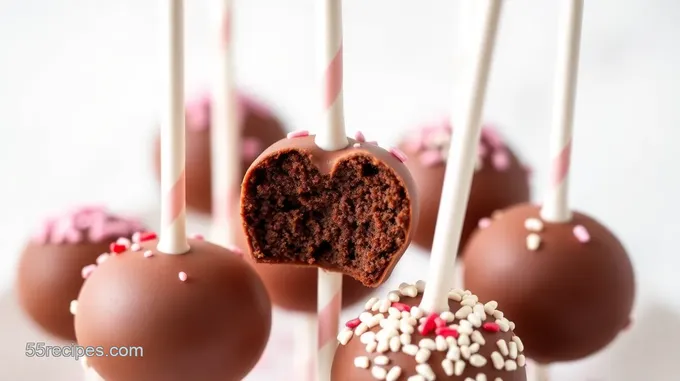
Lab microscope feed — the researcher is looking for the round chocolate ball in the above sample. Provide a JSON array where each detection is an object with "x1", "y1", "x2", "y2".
[
  {"x1": 16, "y1": 206, "x2": 144, "y2": 341},
  {"x1": 153, "y1": 92, "x2": 287, "y2": 214},
  {"x1": 75, "y1": 237, "x2": 272, "y2": 381},
  {"x1": 399, "y1": 122, "x2": 530, "y2": 252},
  {"x1": 332, "y1": 282, "x2": 528, "y2": 381},
  {"x1": 462, "y1": 203, "x2": 635, "y2": 363}
]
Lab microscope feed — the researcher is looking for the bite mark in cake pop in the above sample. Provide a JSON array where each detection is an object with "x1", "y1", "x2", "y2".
[{"x1": 33, "y1": 207, "x2": 144, "y2": 245}]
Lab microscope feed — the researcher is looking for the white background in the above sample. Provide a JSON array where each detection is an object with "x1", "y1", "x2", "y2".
[{"x1": 0, "y1": 0, "x2": 678, "y2": 380}]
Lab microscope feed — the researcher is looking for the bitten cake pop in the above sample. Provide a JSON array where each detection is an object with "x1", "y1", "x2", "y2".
[
  {"x1": 152, "y1": 91, "x2": 286, "y2": 214},
  {"x1": 16, "y1": 206, "x2": 144, "y2": 341},
  {"x1": 332, "y1": 282, "x2": 528, "y2": 381},
  {"x1": 399, "y1": 121, "x2": 530, "y2": 252},
  {"x1": 463, "y1": 0, "x2": 635, "y2": 365}
]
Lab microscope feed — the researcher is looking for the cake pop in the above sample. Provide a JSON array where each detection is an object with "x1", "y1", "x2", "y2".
[
  {"x1": 332, "y1": 282, "x2": 528, "y2": 381},
  {"x1": 152, "y1": 91, "x2": 287, "y2": 214},
  {"x1": 398, "y1": 121, "x2": 530, "y2": 252},
  {"x1": 16, "y1": 206, "x2": 144, "y2": 341}
]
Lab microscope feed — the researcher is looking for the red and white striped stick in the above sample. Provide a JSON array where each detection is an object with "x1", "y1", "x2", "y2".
[
  {"x1": 210, "y1": 0, "x2": 239, "y2": 246},
  {"x1": 540, "y1": 0, "x2": 584, "y2": 224},
  {"x1": 315, "y1": 0, "x2": 346, "y2": 379},
  {"x1": 157, "y1": 0, "x2": 190, "y2": 255}
]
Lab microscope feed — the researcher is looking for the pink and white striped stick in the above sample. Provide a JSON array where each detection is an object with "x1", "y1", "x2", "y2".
[
  {"x1": 316, "y1": 0, "x2": 346, "y2": 379},
  {"x1": 157, "y1": 0, "x2": 190, "y2": 255},
  {"x1": 540, "y1": 0, "x2": 584, "y2": 223},
  {"x1": 210, "y1": 0, "x2": 239, "y2": 247}
]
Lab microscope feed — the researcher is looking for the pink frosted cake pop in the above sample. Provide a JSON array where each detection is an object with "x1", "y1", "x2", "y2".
[{"x1": 16, "y1": 206, "x2": 145, "y2": 341}]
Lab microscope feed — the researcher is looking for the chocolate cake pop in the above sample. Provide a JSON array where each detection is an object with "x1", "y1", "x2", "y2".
[
  {"x1": 462, "y1": 204, "x2": 635, "y2": 363},
  {"x1": 240, "y1": 132, "x2": 418, "y2": 287},
  {"x1": 74, "y1": 236, "x2": 271, "y2": 381},
  {"x1": 332, "y1": 281, "x2": 528, "y2": 380},
  {"x1": 16, "y1": 206, "x2": 144, "y2": 341},
  {"x1": 153, "y1": 91, "x2": 287, "y2": 214},
  {"x1": 398, "y1": 121, "x2": 530, "y2": 252}
]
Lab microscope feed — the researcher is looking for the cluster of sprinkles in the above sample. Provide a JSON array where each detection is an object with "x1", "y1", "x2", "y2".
[
  {"x1": 402, "y1": 121, "x2": 511, "y2": 172},
  {"x1": 478, "y1": 212, "x2": 592, "y2": 250},
  {"x1": 286, "y1": 130, "x2": 408, "y2": 163},
  {"x1": 32, "y1": 206, "x2": 144, "y2": 244},
  {"x1": 337, "y1": 281, "x2": 526, "y2": 380}
]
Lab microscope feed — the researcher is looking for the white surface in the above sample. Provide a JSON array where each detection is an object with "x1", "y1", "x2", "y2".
[{"x1": 0, "y1": 0, "x2": 679, "y2": 379}]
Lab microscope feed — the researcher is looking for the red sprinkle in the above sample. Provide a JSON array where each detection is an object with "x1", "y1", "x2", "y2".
[
  {"x1": 109, "y1": 243, "x2": 127, "y2": 254},
  {"x1": 391, "y1": 302, "x2": 411, "y2": 312},
  {"x1": 345, "y1": 318, "x2": 361, "y2": 329},
  {"x1": 435, "y1": 327, "x2": 460, "y2": 338},
  {"x1": 139, "y1": 232, "x2": 157, "y2": 242},
  {"x1": 434, "y1": 317, "x2": 447, "y2": 328},
  {"x1": 483, "y1": 322, "x2": 501, "y2": 332},
  {"x1": 419, "y1": 313, "x2": 439, "y2": 335}
]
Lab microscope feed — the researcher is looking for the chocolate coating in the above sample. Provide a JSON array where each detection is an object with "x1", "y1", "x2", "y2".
[
  {"x1": 462, "y1": 204, "x2": 635, "y2": 363},
  {"x1": 399, "y1": 124, "x2": 530, "y2": 252},
  {"x1": 241, "y1": 135, "x2": 419, "y2": 287},
  {"x1": 153, "y1": 93, "x2": 286, "y2": 214},
  {"x1": 75, "y1": 238, "x2": 272, "y2": 381},
  {"x1": 332, "y1": 283, "x2": 528, "y2": 381},
  {"x1": 16, "y1": 207, "x2": 143, "y2": 341}
]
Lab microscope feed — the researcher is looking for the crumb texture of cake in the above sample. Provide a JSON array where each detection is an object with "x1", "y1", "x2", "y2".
[{"x1": 241, "y1": 135, "x2": 416, "y2": 286}]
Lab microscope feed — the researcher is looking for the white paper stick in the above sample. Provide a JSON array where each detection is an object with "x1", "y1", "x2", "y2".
[
  {"x1": 317, "y1": 270, "x2": 342, "y2": 381},
  {"x1": 157, "y1": 0, "x2": 190, "y2": 255},
  {"x1": 540, "y1": 0, "x2": 584, "y2": 223},
  {"x1": 419, "y1": 0, "x2": 504, "y2": 313},
  {"x1": 294, "y1": 313, "x2": 318, "y2": 381}
]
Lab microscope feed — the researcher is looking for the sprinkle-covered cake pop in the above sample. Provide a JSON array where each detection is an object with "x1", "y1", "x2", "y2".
[
  {"x1": 462, "y1": 204, "x2": 635, "y2": 363},
  {"x1": 398, "y1": 121, "x2": 530, "y2": 252},
  {"x1": 16, "y1": 206, "x2": 145, "y2": 341},
  {"x1": 153, "y1": 91, "x2": 287, "y2": 214},
  {"x1": 332, "y1": 281, "x2": 528, "y2": 381},
  {"x1": 74, "y1": 236, "x2": 271, "y2": 381}
]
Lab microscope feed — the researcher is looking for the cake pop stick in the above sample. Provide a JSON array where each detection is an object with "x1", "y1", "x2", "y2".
[
  {"x1": 158, "y1": 0, "x2": 190, "y2": 255},
  {"x1": 316, "y1": 0, "x2": 347, "y2": 378},
  {"x1": 540, "y1": 0, "x2": 583, "y2": 223},
  {"x1": 419, "y1": 0, "x2": 503, "y2": 314},
  {"x1": 209, "y1": 0, "x2": 239, "y2": 246}
]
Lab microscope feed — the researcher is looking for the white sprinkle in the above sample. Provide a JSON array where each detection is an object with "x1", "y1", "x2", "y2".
[
  {"x1": 440, "y1": 311, "x2": 455, "y2": 323},
  {"x1": 419, "y1": 338, "x2": 436, "y2": 351},
  {"x1": 476, "y1": 374, "x2": 488, "y2": 381},
  {"x1": 467, "y1": 313, "x2": 482, "y2": 328},
  {"x1": 374, "y1": 355, "x2": 390, "y2": 366},
  {"x1": 464, "y1": 292, "x2": 478, "y2": 301},
  {"x1": 460, "y1": 345, "x2": 471, "y2": 359},
  {"x1": 96, "y1": 253, "x2": 109, "y2": 264},
  {"x1": 337, "y1": 328, "x2": 354, "y2": 345},
  {"x1": 379, "y1": 299, "x2": 391, "y2": 313},
  {"x1": 524, "y1": 217, "x2": 544, "y2": 232},
  {"x1": 131, "y1": 232, "x2": 141, "y2": 243},
  {"x1": 495, "y1": 379, "x2": 503, "y2": 381},
  {"x1": 405, "y1": 316, "x2": 417, "y2": 326},
  {"x1": 473, "y1": 304, "x2": 487, "y2": 321},
  {"x1": 401, "y1": 311, "x2": 411, "y2": 319},
  {"x1": 446, "y1": 345, "x2": 461, "y2": 361},
  {"x1": 446, "y1": 336, "x2": 458, "y2": 347},
  {"x1": 400, "y1": 320, "x2": 415, "y2": 334},
  {"x1": 69, "y1": 300, "x2": 78, "y2": 315},
  {"x1": 360, "y1": 332, "x2": 376, "y2": 344},
  {"x1": 130, "y1": 243, "x2": 141, "y2": 252},
  {"x1": 465, "y1": 378, "x2": 475, "y2": 381},
  {"x1": 366, "y1": 341, "x2": 378, "y2": 353},
  {"x1": 436, "y1": 335, "x2": 448, "y2": 351},
  {"x1": 526, "y1": 233, "x2": 541, "y2": 250},
  {"x1": 497, "y1": 340, "x2": 509, "y2": 356},
  {"x1": 360, "y1": 311, "x2": 374, "y2": 323},
  {"x1": 469, "y1": 354, "x2": 487, "y2": 368},
  {"x1": 517, "y1": 354, "x2": 526, "y2": 367},
  {"x1": 116, "y1": 237, "x2": 131, "y2": 247},
  {"x1": 371, "y1": 300, "x2": 382, "y2": 312},
  {"x1": 377, "y1": 328, "x2": 399, "y2": 342},
  {"x1": 461, "y1": 298, "x2": 477, "y2": 307},
  {"x1": 400, "y1": 285, "x2": 418, "y2": 297},
  {"x1": 400, "y1": 333, "x2": 412, "y2": 345},
  {"x1": 512, "y1": 336, "x2": 524, "y2": 352},
  {"x1": 381, "y1": 318, "x2": 399, "y2": 330},
  {"x1": 469, "y1": 343, "x2": 481, "y2": 354},
  {"x1": 387, "y1": 307, "x2": 401, "y2": 318},
  {"x1": 458, "y1": 320, "x2": 474, "y2": 334},
  {"x1": 509, "y1": 321, "x2": 516, "y2": 331},
  {"x1": 355, "y1": 323, "x2": 369, "y2": 336},
  {"x1": 484, "y1": 301, "x2": 498, "y2": 315},
  {"x1": 454, "y1": 360, "x2": 466, "y2": 376},
  {"x1": 415, "y1": 280, "x2": 426, "y2": 292},
  {"x1": 410, "y1": 307, "x2": 424, "y2": 319},
  {"x1": 143, "y1": 250, "x2": 153, "y2": 258},
  {"x1": 455, "y1": 306, "x2": 473, "y2": 319},
  {"x1": 386, "y1": 366, "x2": 402, "y2": 381},
  {"x1": 448, "y1": 290, "x2": 463, "y2": 302},
  {"x1": 365, "y1": 297, "x2": 379, "y2": 310},
  {"x1": 573, "y1": 224, "x2": 591, "y2": 243},
  {"x1": 508, "y1": 341, "x2": 518, "y2": 359},
  {"x1": 493, "y1": 310, "x2": 504, "y2": 319},
  {"x1": 389, "y1": 336, "x2": 401, "y2": 352},
  {"x1": 505, "y1": 360, "x2": 518, "y2": 371},
  {"x1": 368, "y1": 314, "x2": 385, "y2": 328},
  {"x1": 415, "y1": 348, "x2": 431, "y2": 363},
  {"x1": 458, "y1": 334, "x2": 471, "y2": 346},
  {"x1": 377, "y1": 339, "x2": 390, "y2": 353},
  {"x1": 471, "y1": 330, "x2": 485, "y2": 345},
  {"x1": 178, "y1": 272, "x2": 188, "y2": 282},
  {"x1": 416, "y1": 364, "x2": 436, "y2": 381},
  {"x1": 497, "y1": 320, "x2": 510, "y2": 332},
  {"x1": 371, "y1": 366, "x2": 387, "y2": 380},
  {"x1": 352, "y1": 142, "x2": 361, "y2": 148},
  {"x1": 354, "y1": 356, "x2": 370, "y2": 368},
  {"x1": 387, "y1": 291, "x2": 401, "y2": 302},
  {"x1": 403, "y1": 344, "x2": 419, "y2": 356},
  {"x1": 442, "y1": 359, "x2": 454, "y2": 376},
  {"x1": 491, "y1": 351, "x2": 504, "y2": 370},
  {"x1": 398, "y1": 282, "x2": 410, "y2": 289},
  {"x1": 408, "y1": 376, "x2": 425, "y2": 381}
]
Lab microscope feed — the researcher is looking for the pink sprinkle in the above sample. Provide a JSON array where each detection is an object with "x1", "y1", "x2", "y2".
[
  {"x1": 389, "y1": 147, "x2": 408, "y2": 163},
  {"x1": 477, "y1": 143, "x2": 488, "y2": 158},
  {"x1": 478, "y1": 218, "x2": 492, "y2": 229},
  {"x1": 178, "y1": 272, "x2": 188, "y2": 282},
  {"x1": 81, "y1": 264, "x2": 97, "y2": 279},
  {"x1": 419, "y1": 150, "x2": 445, "y2": 167},
  {"x1": 191, "y1": 234, "x2": 205, "y2": 240},
  {"x1": 96, "y1": 253, "x2": 109, "y2": 264},
  {"x1": 492, "y1": 151, "x2": 510, "y2": 171},
  {"x1": 225, "y1": 244, "x2": 244, "y2": 257},
  {"x1": 345, "y1": 318, "x2": 361, "y2": 329},
  {"x1": 354, "y1": 131, "x2": 366, "y2": 142},
  {"x1": 143, "y1": 250, "x2": 154, "y2": 258},
  {"x1": 287, "y1": 130, "x2": 310, "y2": 139},
  {"x1": 352, "y1": 143, "x2": 361, "y2": 148},
  {"x1": 481, "y1": 125, "x2": 505, "y2": 149},
  {"x1": 573, "y1": 225, "x2": 591, "y2": 243}
]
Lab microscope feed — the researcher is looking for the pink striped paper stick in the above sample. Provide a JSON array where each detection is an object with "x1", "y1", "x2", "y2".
[
  {"x1": 540, "y1": 0, "x2": 584, "y2": 223},
  {"x1": 157, "y1": 0, "x2": 190, "y2": 255},
  {"x1": 210, "y1": 0, "x2": 240, "y2": 247},
  {"x1": 318, "y1": 270, "x2": 342, "y2": 380}
]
